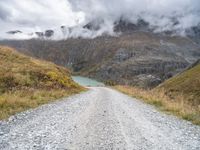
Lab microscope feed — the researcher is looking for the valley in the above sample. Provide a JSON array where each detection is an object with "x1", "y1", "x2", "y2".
[
  {"x1": 0, "y1": 1, "x2": 200, "y2": 149},
  {"x1": 1, "y1": 31, "x2": 200, "y2": 88}
]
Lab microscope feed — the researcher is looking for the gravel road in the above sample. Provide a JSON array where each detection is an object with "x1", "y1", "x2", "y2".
[{"x1": 1, "y1": 87, "x2": 200, "y2": 150}]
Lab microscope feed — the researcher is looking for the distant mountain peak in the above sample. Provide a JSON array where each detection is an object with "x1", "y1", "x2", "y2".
[
  {"x1": 4, "y1": 21, "x2": 200, "y2": 40},
  {"x1": 113, "y1": 18, "x2": 150, "y2": 33},
  {"x1": 45, "y1": 30, "x2": 54, "y2": 38}
]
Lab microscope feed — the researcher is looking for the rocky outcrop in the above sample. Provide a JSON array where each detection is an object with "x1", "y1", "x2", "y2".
[
  {"x1": 35, "y1": 32, "x2": 44, "y2": 38},
  {"x1": 34, "y1": 30, "x2": 54, "y2": 38},
  {"x1": 83, "y1": 20, "x2": 102, "y2": 31},
  {"x1": 114, "y1": 19, "x2": 150, "y2": 33},
  {"x1": 45, "y1": 30, "x2": 54, "y2": 37},
  {"x1": 185, "y1": 24, "x2": 200, "y2": 44},
  {"x1": 7, "y1": 30, "x2": 22, "y2": 34}
]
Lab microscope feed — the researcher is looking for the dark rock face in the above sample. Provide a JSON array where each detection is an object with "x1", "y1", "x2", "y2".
[
  {"x1": 35, "y1": 32, "x2": 44, "y2": 38},
  {"x1": 61, "y1": 26, "x2": 65, "y2": 29},
  {"x1": 137, "y1": 19, "x2": 149, "y2": 29},
  {"x1": 114, "y1": 19, "x2": 149, "y2": 33},
  {"x1": 114, "y1": 20, "x2": 137, "y2": 33},
  {"x1": 0, "y1": 32, "x2": 199, "y2": 88},
  {"x1": 185, "y1": 25, "x2": 200, "y2": 43},
  {"x1": 6, "y1": 30, "x2": 22, "y2": 34},
  {"x1": 192, "y1": 26, "x2": 200, "y2": 37},
  {"x1": 45, "y1": 30, "x2": 54, "y2": 37},
  {"x1": 83, "y1": 22, "x2": 100, "y2": 31},
  {"x1": 83, "y1": 19, "x2": 104, "y2": 31},
  {"x1": 35, "y1": 30, "x2": 54, "y2": 38}
]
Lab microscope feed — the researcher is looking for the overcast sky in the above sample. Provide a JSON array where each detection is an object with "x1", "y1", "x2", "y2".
[{"x1": 0, "y1": 0, "x2": 200, "y2": 39}]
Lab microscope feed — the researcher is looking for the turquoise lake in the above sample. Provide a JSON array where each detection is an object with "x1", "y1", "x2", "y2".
[{"x1": 72, "y1": 76, "x2": 105, "y2": 87}]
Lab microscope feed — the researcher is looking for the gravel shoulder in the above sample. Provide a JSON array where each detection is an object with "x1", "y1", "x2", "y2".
[{"x1": 0, "y1": 87, "x2": 200, "y2": 150}]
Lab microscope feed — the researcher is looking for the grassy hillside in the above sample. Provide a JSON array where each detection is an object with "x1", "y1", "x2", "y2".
[
  {"x1": 157, "y1": 61, "x2": 200, "y2": 107},
  {"x1": 115, "y1": 61, "x2": 200, "y2": 125},
  {"x1": 0, "y1": 46, "x2": 84, "y2": 120}
]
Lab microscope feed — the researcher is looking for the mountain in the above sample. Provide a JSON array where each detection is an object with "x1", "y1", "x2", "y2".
[
  {"x1": 1, "y1": 20, "x2": 200, "y2": 88},
  {"x1": 0, "y1": 46, "x2": 84, "y2": 119},
  {"x1": 1, "y1": 31, "x2": 200, "y2": 88}
]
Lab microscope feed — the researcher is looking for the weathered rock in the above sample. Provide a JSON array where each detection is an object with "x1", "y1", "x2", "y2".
[
  {"x1": 6, "y1": 30, "x2": 22, "y2": 34},
  {"x1": 83, "y1": 20, "x2": 103, "y2": 31},
  {"x1": 35, "y1": 32, "x2": 44, "y2": 38},
  {"x1": 114, "y1": 19, "x2": 150, "y2": 33},
  {"x1": 45, "y1": 30, "x2": 54, "y2": 37}
]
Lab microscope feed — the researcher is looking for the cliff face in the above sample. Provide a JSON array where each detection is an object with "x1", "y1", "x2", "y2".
[{"x1": 1, "y1": 31, "x2": 200, "y2": 88}]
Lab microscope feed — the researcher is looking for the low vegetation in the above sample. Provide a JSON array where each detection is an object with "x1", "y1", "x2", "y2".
[
  {"x1": 104, "y1": 80, "x2": 117, "y2": 86},
  {"x1": 0, "y1": 46, "x2": 85, "y2": 120},
  {"x1": 115, "y1": 61, "x2": 200, "y2": 125}
]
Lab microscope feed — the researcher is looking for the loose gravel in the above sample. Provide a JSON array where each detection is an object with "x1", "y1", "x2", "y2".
[{"x1": 0, "y1": 87, "x2": 200, "y2": 150}]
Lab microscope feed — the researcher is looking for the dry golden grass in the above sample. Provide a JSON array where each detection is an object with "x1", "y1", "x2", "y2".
[
  {"x1": 114, "y1": 61, "x2": 200, "y2": 125},
  {"x1": 0, "y1": 46, "x2": 85, "y2": 120},
  {"x1": 0, "y1": 88, "x2": 84, "y2": 120},
  {"x1": 115, "y1": 85, "x2": 200, "y2": 125},
  {"x1": 158, "y1": 63, "x2": 200, "y2": 107}
]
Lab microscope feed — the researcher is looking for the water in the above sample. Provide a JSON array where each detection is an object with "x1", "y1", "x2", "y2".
[{"x1": 72, "y1": 76, "x2": 105, "y2": 87}]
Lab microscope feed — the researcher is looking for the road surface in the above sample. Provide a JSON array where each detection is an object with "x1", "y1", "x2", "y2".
[{"x1": 0, "y1": 87, "x2": 200, "y2": 150}]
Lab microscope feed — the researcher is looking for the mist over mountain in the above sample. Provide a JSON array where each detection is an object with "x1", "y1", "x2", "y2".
[
  {"x1": 1, "y1": 0, "x2": 200, "y2": 88},
  {"x1": 0, "y1": 0, "x2": 200, "y2": 39}
]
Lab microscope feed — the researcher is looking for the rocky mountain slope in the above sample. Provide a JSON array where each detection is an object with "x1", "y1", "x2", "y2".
[
  {"x1": 1, "y1": 31, "x2": 200, "y2": 88},
  {"x1": 0, "y1": 46, "x2": 84, "y2": 119}
]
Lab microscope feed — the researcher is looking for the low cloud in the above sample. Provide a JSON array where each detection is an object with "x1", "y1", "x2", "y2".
[{"x1": 0, "y1": 0, "x2": 200, "y2": 39}]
